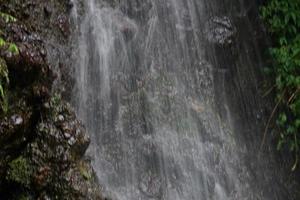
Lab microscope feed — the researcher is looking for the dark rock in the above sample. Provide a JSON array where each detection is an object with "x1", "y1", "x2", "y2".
[
  {"x1": 0, "y1": 0, "x2": 104, "y2": 199},
  {"x1": 44, "y1": 5, "x2": 52, "y2": 17},
  {"x1": 19, "y1": 43, "x2": 45, "y2": 68},
  {"x1": 33, "y1": 85, "x2": 51, "y2": 101},
  {"x1": 66, "y1": 0, "x2": 74, "y2": 11},
  {"x1": 57, "y1": 14, "x2": 70, "y2": 37},
  {"x1": 139, "y1": 171, "x2": 163, "y2": 198}
]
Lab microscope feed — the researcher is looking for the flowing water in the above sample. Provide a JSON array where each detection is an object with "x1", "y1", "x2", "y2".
[{"x1": 72, "y1": 0, "x2": 296, "y2": 199}]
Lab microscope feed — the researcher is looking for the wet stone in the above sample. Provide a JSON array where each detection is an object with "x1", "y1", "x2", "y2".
[
  {"x1": 0, "y1": 1, "x2": 103, "y2": 199},
  {"x1": 204, "y1": 16, "x2": 236, "y2": 45},
  {"x1": 68, "y1": 137, "x2": 76, "y2": 146},
  {"x1": 58, "y1": 115, "x2": 65, "y2": 122},
  {"x1": 64, "y1": 132, "x2": 71, "y2": 139},
  {"x1": 10, "y1": 114, "x2": 23, "y2": 126},
  {"x1": 139, "y1": 171, "x2": 163, "y2": 197}
]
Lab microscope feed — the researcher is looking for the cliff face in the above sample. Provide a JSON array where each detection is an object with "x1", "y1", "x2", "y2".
[
  {"x1": 0, "y1": 0, "x2": 103, "y2": 199},
  {"x1": 72, "y1": 0, "x2": 300, "y2": 199}
]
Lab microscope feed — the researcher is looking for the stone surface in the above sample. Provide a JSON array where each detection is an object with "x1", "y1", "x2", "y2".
[
  {"x1": 0, "y1": 0, "x2": 104, "y2": 199},
  {"x1": 204, "y1": 16, "x2": 236, "y2": 45}
]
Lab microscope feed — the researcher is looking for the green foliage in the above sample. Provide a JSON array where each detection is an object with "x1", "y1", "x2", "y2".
[
  {"x1": 49, "y1": 93, "x2": 62, "y2": 117},
  {"x1": 8, "y1": 43, "x2": 19, "y2": 54},
  {"x1": 51, "y1": 93, "x2": 61, "y2": 107},
  {"x1": 0, "y1": 38, "x2": 5, "y2": 47},
  {"x1": 0, "y1": 37, "x2": 19, "y2": 55},
  {"x1": 0, "y1": 12, "x2": 19, "y2": 55},
  {"x1": 0, "y1": 58, "x2": 8, "y2": 113},
  {"x1": 261, "y1": 0, "x2": 300, "y2": 170},
  {"x1": 0, "y1": 12, "x2": 17, "y2": 23},
  {"x1": 6, "y1": 157, "x2": 32, "y2": 187}
]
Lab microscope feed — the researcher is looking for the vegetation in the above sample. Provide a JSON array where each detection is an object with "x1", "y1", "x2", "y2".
[
  {"x1": 261, "y1": 0, "x2": 300, "y2": 170},
  {"x1": 0, "y1": 12, "x2": 16, "y2": 23},
  {"x1": 18, "y1": 195, "x2": 30, "y2": 200},
  {"x1": 0, "y1": 3, "x2": 102, "y2": 199},
  {"x1": 79, "y1": 161, "x2": 92, "y2": 180},
  {"x1": 0, "y1": 37, "x2": 19, "y2": 55},
  {"x1": 0, "y1": 58, "x2": 8, "y2": 113},
  {"x1": 0, "y1": 12, "x2": 19, "y2": 113},
  {"x1": 6, "y1": 157, "x2": 32, "y2": 187}
]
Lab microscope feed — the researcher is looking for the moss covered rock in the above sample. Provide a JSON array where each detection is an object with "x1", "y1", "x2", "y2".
[
  {"x1": 0, "y1": 0, "x2": 104, "y2": 199},
  {"x1": 6, "y1": 156, "x2": 32, "y2": 187}
]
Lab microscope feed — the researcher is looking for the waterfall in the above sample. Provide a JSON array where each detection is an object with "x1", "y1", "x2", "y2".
[{"x1": 73, "y1": 0, "x2": 294, "y2": 199}]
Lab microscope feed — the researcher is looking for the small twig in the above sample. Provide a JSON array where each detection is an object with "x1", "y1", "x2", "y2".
[
  {"x1": 288, "y1": 87, "x2": 300, "y2": 104},
  {"x1": 260, "y1": 90, "x2": 286, "y2": 152},
  {"x1": 292, "y1": 156, "x2": 298, "y2": 171},
  {"x1": 292, "y1": 132, "x2": 298, "y2": 171},
  {"x1": 262, "y1": 85, "x2": 276, "y2": 98}
]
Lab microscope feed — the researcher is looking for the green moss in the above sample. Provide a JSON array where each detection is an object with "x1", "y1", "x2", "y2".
[
  {"x1": 79, "y1": 162, "x2": 92, "y2": 180},
  {"x1": 50, "y1": 93, "x2": 61, "y2": 107},
  {"x1": 48, "y1": 93, "x2": 62, "y2": 119},
  {"x1": 0, "y1": 38, "x2": 5, "y2": 47},
  {"x1": 6, "y1": 156, "x2": 32, "y2": 187},
  {"x1": 18, "y1": 194, "x2": 30, "y2": 200}
]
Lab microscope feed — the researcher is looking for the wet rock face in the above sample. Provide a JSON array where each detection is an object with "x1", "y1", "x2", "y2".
[
  {"x1": 23, "y1": 96, "x2": 102, "y2": 199},
  {"x1": 0, "y1": 0, "x2": 103, "y2": 199},
  {"x1": 204, "y1": 16, "x2": 236, "y2": 45},
  {"x1": 139, "y1": 171, "x2": 163, "y2": 198},
  {"x1": 0, "y1": 0, "x2": 78, "y2": 100},
  {"x1": 0, "y1": 17, "x2": 54, "y2": 89}
]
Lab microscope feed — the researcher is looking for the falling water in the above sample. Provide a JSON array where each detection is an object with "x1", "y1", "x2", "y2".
[{"x1": 73, "y1": 0, "x2": 296, "y2": 199}]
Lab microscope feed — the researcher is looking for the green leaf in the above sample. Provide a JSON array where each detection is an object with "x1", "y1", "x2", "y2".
[
  {"x1": 0, "y1": 12, "x2": 17, "y2": 23},
  {"x1": 291, "y1": 13, "x2": 297, "y2": 23},
  {"x1": 0, "y1": 38, "x2": 6, "y2": 47},
  {"x1": 295, "y1": 119, "x2": 300, "y2": 128},
  {"x1": 8, "y1": 43, "x2": 19, "y2": 55},
  {"x1": 0, "y1": 84, "x2": 4, "y2": 100}
]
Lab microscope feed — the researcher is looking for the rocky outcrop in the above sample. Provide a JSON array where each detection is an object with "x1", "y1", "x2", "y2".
[{"x1": 0, "y1": 0, "x2": 104, "y2": 199}]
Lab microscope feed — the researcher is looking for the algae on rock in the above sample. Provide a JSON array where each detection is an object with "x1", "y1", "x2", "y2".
[{"x1": 0, "y1": 0, "x2": 104, "y2": 199}]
